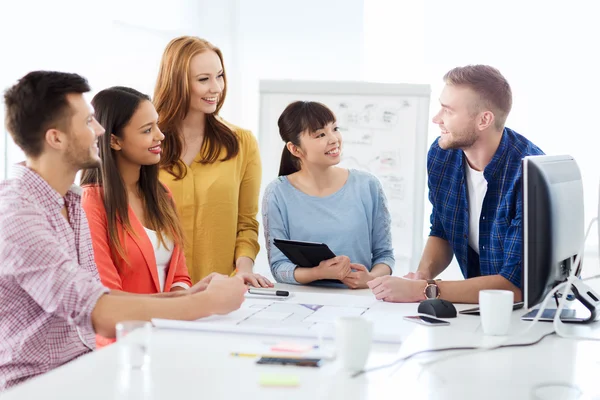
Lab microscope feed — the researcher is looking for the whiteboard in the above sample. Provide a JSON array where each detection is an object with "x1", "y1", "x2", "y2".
[{"x1": 258, "y1": 80, "x2": 431, "y2": 271}]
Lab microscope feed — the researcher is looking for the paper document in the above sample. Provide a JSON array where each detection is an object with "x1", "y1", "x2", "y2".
[{"x1": 152, "y1": 292, "x2": 403, "y2": 343}]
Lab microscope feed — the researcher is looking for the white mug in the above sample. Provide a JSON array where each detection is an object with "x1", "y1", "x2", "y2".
[
  {"x1": 479, "y1": 290, "x2": 514, "y2": 336},
  {"x1": 335, "y1": 316, "x2": 373, "y2": 372}
]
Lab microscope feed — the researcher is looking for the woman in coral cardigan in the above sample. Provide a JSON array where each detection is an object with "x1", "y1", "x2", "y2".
[{"x1": 81, "y1": 87, "x2": 221, "y2": 346}]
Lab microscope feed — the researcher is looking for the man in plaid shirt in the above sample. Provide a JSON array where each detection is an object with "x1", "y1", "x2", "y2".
[
  {"x1": 369, "y1": 65, "x2": 544, "y2": 303},
  {"x1": 0, "y1": 71, "x2": 248, "y2": 391}
]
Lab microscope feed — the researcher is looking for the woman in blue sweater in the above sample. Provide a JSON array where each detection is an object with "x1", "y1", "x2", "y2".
[{"x1": 262, "y1": 101, "x2": 394, "y2": 288}]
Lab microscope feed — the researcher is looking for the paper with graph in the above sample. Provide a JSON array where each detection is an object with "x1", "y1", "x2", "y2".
[{"x1": 152, "y1": 292, "x2": 407, "y2": 343}]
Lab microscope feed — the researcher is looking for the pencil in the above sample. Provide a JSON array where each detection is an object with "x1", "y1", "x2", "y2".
[{"x1": 230, "y1": 352, "x2": 259, "y2": 358}]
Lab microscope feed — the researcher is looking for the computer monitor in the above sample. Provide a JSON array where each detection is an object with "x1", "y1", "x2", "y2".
[{"x1": 523, "y1": 155, "x2": 586, "y2": 312}]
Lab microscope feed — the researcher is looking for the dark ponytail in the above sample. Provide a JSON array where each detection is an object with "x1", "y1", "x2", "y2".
[
  {"x1": 278, "y1": 146, "x2": 300, "y2": 176},
  {"x1": 276, "y1": 100, "x2": 336, "y2": 176}
]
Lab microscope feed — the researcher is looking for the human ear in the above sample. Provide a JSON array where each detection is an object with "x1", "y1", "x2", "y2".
[
  {"x1": 110, "y1": 134, "x2": 122, "y2": 151},
  {"x1": 478, "y1": 111, "x2": 495, "y2": 131},
  {"x1": 286, "y1": 141, "x2": 303, "y2": 158},
  {"x1": 44, "y1": 128, "x2": 66, "y2": 150}
]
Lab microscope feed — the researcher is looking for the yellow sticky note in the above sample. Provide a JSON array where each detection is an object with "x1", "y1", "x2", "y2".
[{"x1": 259, "y1": 373, "x2": 300, "y2": 387}]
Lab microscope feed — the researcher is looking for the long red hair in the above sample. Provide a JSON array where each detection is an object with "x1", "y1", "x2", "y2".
[{"x1": 154, "y1": 36, "x2": 239, "y2": 179}]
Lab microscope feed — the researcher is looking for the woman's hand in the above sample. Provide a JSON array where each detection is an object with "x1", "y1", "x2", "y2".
[
  {"x1": 341, "y1": 263, "x2": 374, "y2": 289},
  {"x1": 235, "y1": 256, "x2": 274, "y2": 287},
  {"x1": 235, "y1": 272, "x2": 274, "y2": 288},
  {"x1": 315, "y1": 256, "x2": 352, "y2": 281}
]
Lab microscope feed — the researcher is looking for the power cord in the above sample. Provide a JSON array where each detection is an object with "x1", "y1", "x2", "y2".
[
  {"x1": 417, "y1": 217, "x2": 599, "y2": 369},
  {"x1": 553, "y1": 217, "x2": 599, "y2": 340},
  {"x1": 353, "y1": 217, "x2": 599, "y2": 378},
  {"x1": 352, "y1": 331, "x2": 556, "y2": 378}
]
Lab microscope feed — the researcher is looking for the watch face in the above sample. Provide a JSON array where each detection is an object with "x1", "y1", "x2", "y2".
[{"x1": 425, "y1": 284, "x2": 438, "y2": 299}]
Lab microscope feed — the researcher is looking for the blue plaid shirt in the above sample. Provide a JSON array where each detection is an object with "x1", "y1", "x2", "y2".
[{"x1": 427, "y1": 127, "x2": 544, "y2": 289}]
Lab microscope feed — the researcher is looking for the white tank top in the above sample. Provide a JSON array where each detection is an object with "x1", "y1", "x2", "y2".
[{"x1": 143, "y1": 227, "x2": 174, "y2": 292}]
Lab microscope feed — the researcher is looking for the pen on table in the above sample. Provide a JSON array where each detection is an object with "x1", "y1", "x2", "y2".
[
  {"x1": 247, "y1": 288, "x2": 290, "y2": 297},
  {"x1": 230, "y1": 352, "x2": 260, "y2": 358}
]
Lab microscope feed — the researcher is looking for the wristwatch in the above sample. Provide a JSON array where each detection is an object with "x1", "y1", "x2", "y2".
[{"x1": 424, "y1": 279, "x2": 441, "y2": 299}]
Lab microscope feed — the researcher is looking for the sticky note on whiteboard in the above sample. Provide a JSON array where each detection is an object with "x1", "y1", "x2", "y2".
[{"x1": 259, "y1": 373, "x2": 300, "y2": 387}]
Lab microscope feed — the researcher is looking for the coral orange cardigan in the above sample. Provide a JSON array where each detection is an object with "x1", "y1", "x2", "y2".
[{"x1": 81, "y1": 186, "x2": 191, "y2": 347}]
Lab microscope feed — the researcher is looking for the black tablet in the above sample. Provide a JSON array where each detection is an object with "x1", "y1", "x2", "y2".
[
  {"x1": 273, "y1": 239, "x2": 336, "y2": 267},
  {"x1": 272, "y1": 239, "x2": 342, "y2": 284}
]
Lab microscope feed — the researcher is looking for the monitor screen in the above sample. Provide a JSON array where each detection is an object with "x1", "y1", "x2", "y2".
[{"x1": 523, "y1": 155, "x2": 585, "y2": 310}]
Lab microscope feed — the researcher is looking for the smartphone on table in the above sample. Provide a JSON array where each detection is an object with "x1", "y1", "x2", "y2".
[
  {"x1": 459, "y1": 301, "x2": 524, "y2": 316},
  {"x1": 403, "y1": 315, "x2": 450, "y2": 326}
]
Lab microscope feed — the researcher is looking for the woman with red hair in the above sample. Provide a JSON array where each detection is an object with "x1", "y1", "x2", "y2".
[{"x1": 154, "y1": 36, "x2": 272, "y2": 288}]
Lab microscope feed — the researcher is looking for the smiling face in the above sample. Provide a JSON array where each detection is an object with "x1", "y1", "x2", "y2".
[
  {"x1": 111, "y1": 100, "x2": 165, "y2": 166},
  {"x1": 188, "y1": 50, "x2": 225, "y2": 115},
  {"x1": 63, "y1": 93, "x2": 105, "y2": 170},
  {"x1": 290, "y1": 121, "x2": 342, "y2": 169},
  {"x1": 431, "y1": 84, "x2": 481, "y2": 150}
]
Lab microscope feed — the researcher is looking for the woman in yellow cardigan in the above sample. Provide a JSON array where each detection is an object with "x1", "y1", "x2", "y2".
[{"x1": 153, "y1": 36, "x2": 272, "y2": 288}]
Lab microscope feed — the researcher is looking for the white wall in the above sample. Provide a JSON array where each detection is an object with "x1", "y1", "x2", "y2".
[
  {"x1": 234, "y1": 0, "x2": 365, "y2": 133},
  {"x1": 0, "y1": 0, "x2": 365, "y2": 278},
  {"x1": 0, "y1": 0, "x2": 365, "y2": 170},
  {"x1": 0, "y1": 0, "x2": 237, "y2": 177},
  {"x1": 364, "y1": 0, "x2": 600, "y2": 277},
  {"x1": 1, "y1": 0, "x2": 597, "y2": 276},
  {"x1": 234, "y1": 0, "x2": 366, "y2": 274}
]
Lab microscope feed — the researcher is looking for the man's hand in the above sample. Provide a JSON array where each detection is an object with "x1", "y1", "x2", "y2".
[
  {"x1": 341, "y1": 263, "x2": 374, "y2": 289},
  {"x1": 403, "y1": 270, "x2": 430, "y2": 280},
  {"x1": 202, "y1": 277, "x2": 247, "y2": 315},
  {"x1": 316, "y1": 256, "x2": 352, "y2": 281},
  {"x1": 188, "y1": 272, "x2": 227, "y2": 295},
  {"x1": 367, "y1": 276, "x2": 426, "y2": 302},
  {"x1": 235, "y1": 272, "x2": 274, "y2": 288}
]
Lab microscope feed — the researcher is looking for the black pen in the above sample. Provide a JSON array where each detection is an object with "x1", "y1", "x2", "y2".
[{"x1": 247, "y1": 288, "x2": 290, "y2": 297}]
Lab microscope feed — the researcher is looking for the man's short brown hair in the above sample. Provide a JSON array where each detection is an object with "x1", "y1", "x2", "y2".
[
  {"x1": 444, "y1": 65, "x2": 512, "y2": 130},
  {"x1": 4, "y1": 71, "x2": 90, "y2": 157}
]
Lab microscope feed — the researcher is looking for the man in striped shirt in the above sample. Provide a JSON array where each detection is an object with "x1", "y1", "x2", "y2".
[
  {"x1": 0, "y1": 71, "x2": 248, "y2": 391},
  {"x1": 369, "y1": 65, "x2": 543, "y2": 303}
]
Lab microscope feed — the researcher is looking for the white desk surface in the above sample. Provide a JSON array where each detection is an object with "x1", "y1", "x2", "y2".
[{"x1": 4, "y1": 283, "x2": 600, "y2": 400}]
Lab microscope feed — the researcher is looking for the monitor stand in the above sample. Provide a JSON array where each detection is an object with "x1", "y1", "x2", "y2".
[{"x1": 521, "y1": 280, "x2": 600, "y2": 324}]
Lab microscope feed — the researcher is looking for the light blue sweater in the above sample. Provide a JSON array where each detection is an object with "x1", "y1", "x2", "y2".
[{"x1": 262, "y1": 169, "x2": 395, "y2": 287}]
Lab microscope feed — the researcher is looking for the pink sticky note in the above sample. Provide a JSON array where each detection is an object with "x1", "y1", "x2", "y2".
[{"x1": 271, "y1": 342, "x2": 314, "y2": 353}]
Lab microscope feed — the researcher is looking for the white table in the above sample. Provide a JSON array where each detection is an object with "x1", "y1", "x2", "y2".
[{"x1": 4, "y1": 283, "x2": 600, "y2": 400}]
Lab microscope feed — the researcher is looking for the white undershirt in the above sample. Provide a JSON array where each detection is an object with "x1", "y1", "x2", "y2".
[
  {"x1": 465, "y1": 162, "x2": 488, "y2": 254},
  {"x1": 143, "y1": 227, "x2": 184, "y2": 292}
]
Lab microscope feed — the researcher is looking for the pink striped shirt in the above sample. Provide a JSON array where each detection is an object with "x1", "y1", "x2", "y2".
[{"x1": 0, "y1": 165, "x2": 108, "y2": 391}]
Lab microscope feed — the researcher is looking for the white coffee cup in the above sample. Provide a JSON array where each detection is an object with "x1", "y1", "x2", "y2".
[
  {"x1": 479, "y1": 290, "x2": 514, "y2": 336},
  {"x1": 335, "y1": 316, "x2": 373, "y2": 372}
]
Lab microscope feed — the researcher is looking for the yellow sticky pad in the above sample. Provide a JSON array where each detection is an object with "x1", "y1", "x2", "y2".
[{"x1": 259, "y1": 373, "x2": 300, "y2": 387}]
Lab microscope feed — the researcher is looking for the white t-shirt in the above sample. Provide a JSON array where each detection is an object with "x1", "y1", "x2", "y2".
[
  {"x1": 143, "y1": 227, "x2": 180, "y2": 292},
  {"x1": 465, "y1": 162, "x2": 488, "y2": 254}
]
